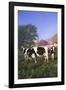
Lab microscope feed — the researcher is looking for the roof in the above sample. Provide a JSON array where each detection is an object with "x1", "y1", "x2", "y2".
[{"x1": 33, "y1": 40, "x2": 49, "y2": 46}]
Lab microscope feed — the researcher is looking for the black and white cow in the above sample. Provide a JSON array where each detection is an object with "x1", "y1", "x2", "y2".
[
  {"x1": 36, "y1": 46, "x2": 49, "y2": 63},
  {"x1": 22, "y1": 46, "x2": 49, "y2": 63},
  {"x1": 48, "y1": 46, "x2": 57, "y2": 60},
  {"x1": 21, "y1": 45, "x2": 57, "y2": 63},
  {"x1": 23, "y1": 47, "x2": 37, "y2": 63}
]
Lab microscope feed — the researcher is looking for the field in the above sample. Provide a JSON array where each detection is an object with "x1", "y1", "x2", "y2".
[{"x1": 18, "y1": 49, "x2": 57, "y2": 79}]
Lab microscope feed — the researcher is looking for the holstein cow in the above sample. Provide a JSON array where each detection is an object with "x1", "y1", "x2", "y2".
[
  {"x1": 23, "y1": 48, "x2": 37, "y2": 63},
  {"x1": 51, "y1": 46, "x2": 55, "y2": 60},
  {"x1": 36, "y1": 47, "x2": 49, "y2": 63},
  {"x1": 22, "y1": 46, "x2": 49, "y2": 63},
  {"x1": 48, "y1": 46, "x2": 57, "y2": 60}
]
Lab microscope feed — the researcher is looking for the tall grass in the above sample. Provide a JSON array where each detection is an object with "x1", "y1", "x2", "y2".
[{"x1": 18, "y1": 49, "x2": 57, "y2": 79}]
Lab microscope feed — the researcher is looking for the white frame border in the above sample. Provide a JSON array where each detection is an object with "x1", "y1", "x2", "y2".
[{"x1": 14, "y1": 6, "x2": 61, "y2": 84}]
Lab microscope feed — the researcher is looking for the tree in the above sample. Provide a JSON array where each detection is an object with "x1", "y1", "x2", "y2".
[{"x1": 18, "y1": 24, "x2": 38, "y2": 48}]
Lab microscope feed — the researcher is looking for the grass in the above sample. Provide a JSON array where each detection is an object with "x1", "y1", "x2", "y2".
[{"x1": 18, "y1": 50, "x2": 57, "y2": 79}]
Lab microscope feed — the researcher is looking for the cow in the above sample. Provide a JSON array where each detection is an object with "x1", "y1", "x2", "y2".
[
  {"x1": 48, "y1": 46, "x2": 57, "y2": 60},
  {"x1": 50, "y1": 46, "x2": 55, "y2": 60},
  {"x1": 23, "y1": 47, "x2": 37, "y2": 63},
  {"x1": 25, "y1": 47, "x2": 48, "y2": 63},
  {"x1": 21, "y1": 45, "x2": 57, "y2": 63},
  {"x1": 36, "y1": 47, "x2": 49, "y2": 63}
]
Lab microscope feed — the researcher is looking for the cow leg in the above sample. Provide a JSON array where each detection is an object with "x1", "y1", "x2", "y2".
[
  {"x1": 31, "y1": 53, "x2": 37, "y2": 63},
  {"x1": 43, "y1": 53, "x2": 49, "y2": 63},
  {"x1": 46, "y1": 56, "x2": 49, "y2": 63},
  {"x1": 24, "y1": 54, "x2": 28, "y2": 60},
  {"x1": 34, "y1": 59, "x2": 37, "y2": 63},
  {"x1": 51, "y1": 54, "x2": 54, "y2": 61},
  {"x1": 32, "y1": 57, "x2": 37, "y2": 63}
]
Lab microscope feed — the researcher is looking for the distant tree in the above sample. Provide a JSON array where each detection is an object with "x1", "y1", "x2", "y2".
[{"x1": 18, "y1": 24, "x2": 38, "y2": 48}]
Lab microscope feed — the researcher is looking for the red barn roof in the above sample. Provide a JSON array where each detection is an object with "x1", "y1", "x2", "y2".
[{"x1": 33, "y1": 40, "x2": 49, "y2": 46}]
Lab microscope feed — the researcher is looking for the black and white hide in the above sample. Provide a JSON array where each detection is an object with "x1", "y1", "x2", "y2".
[
  {"x1": 22, "y1": 46, "x2": 51, "y2": 63},
  {"x1": 48, "y1": 46, "x2": 57, "y2": 60},
  {"x1": 23, "y1": 48, "x2": 37, "y2": 63},
  {"x1": 33, "y1": 46, "x2": 49, "y2": 63}
]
